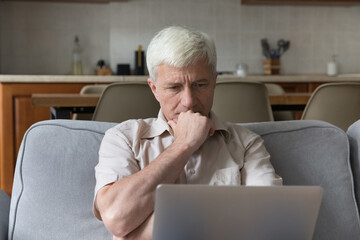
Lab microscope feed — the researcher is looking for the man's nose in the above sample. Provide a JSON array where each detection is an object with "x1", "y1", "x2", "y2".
[{"x1": 181, "y1": 87, "x2": 195, "y2": 109}]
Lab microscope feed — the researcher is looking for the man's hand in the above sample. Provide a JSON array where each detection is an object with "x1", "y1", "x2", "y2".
[{"x1": 168, "y1": 111, "x2": 215, "y2": 152}]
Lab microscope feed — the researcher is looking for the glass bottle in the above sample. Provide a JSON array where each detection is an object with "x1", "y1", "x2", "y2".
[{"x1": 71, "y1": 36, "x2": 83, "y2": 75}]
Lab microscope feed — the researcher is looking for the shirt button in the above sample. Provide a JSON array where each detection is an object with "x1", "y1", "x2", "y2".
[{"x1": 189, "y1": 169, "x2": 195, "y2": 175}]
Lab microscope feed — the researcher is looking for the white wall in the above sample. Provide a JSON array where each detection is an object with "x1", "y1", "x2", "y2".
[
  {"x1": 1, "y1": 0, "x2": 360, "y2": 75},
  {"x1": 1, "y1": 1, "x2": 110, "y2": 74}
]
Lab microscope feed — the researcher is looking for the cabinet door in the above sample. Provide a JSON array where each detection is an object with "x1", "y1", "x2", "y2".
[
  {"x1": 1, "y1": 0, "x2": 127, "y2": 3},
  {"x1": 14, "y1": 96, "x2": 50, "y2": 159},
  {"x1": 267, "y1": 82, "x2": 308, "y2": 120},
  {"x1": 275, "y1": 82, "x2": 308, "y2": 93},
  {"x1": 0, "y1": 83, "x2": 89, "y2": 195}
]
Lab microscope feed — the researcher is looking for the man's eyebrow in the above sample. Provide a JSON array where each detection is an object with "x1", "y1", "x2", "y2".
[
  {"x1": 163, "y1": 82, "x2": 180, "y2": 87},
  {"x1": 195, "y1": 79, "x2": 210, "y2": 83}
]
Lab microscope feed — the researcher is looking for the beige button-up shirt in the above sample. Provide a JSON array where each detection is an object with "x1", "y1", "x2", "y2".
[{"x1": 94, "y1": 111, "x2": 282, "y2": 197}]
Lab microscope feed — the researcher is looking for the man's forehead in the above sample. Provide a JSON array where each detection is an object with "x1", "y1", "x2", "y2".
[{"x1": 156, "y1": 63, "x2": 214, "y2": 84}]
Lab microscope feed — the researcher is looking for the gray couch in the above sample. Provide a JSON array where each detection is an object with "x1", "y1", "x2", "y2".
[
  {"x1": 1, "y1": 119, "x2": 360, "y2": 239},
  {"x1": 347, "y1": 119, "x2": 360, "y2": 213}
]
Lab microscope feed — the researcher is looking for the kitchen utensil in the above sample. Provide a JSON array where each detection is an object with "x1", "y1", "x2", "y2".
[
  {"x1": 270, "y1": 49, "x2": 280, "y2": 59},
  {"x1": 282, "y1": 41, "x2": 290, "y2": 56},
  {"x1": 277, "y1": 39, "x2": 286, "y2": 56},
  {"x1": 277, "y1": 39, "x2": 291, "y2": 57},
  {"x1": 261, "y1": 38, "x2": 271, "y2": 58},
  {"x1": 283, "y1": 41, "x2": 290, "y2": 52},
  {"x1": 261, "y1": 38, "x2": 290, "y2": 59}
]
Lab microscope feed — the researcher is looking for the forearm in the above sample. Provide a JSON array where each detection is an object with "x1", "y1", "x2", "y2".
[
  {"x1": 113, "y1": 212, "x2": 154, "y2": 240},
  {"x1": 97, "y1": 140, "x2": 193, "y2": 237}
]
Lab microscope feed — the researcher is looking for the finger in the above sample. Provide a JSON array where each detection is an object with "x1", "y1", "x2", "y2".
[
  {"x1": 209, "y1": 120, "x2": 216, "y2": 136},
  {"x1": 168, "y1": 120, "x2": 176, "y2": 130}
]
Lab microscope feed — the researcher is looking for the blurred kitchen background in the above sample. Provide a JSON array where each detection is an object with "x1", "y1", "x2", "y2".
[{"x1": 1, "y1": 0, "x2": 360, "y2": 75}]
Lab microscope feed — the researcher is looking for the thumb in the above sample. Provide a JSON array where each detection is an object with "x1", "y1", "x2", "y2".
[
  {"x1": 168, "y1": 120, "x2": 176, "y2": 130},
  {"x1": 209, "y1": 122, "x2": 216, "y2": 136}
]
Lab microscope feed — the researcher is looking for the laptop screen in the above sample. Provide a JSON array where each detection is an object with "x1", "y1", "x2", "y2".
[{"x1": 153, "y1": 185, "x2": 323, "y2": 240}]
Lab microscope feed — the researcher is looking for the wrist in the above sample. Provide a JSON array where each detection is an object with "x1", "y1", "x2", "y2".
[{"x1": 171, "y1": 139, "x2": 196, "y2": 159}]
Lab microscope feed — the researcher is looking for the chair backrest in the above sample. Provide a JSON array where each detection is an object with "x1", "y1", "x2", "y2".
[
  {"x1": 73, "y1": 84, "x2": 109, "y2": 120},
  {"x1": 265, "y1": 83, "x2": 294, "y2": 121},
  {"x1": 301, "y1": 82, "x2": 360, "y2": 131},
  {"x1": 92, "y1": 82, "x2": 160, "y2": 123},
  {"x1": 80, "y1": 84, "x2": 109, "y2": 94},
  {"x1": 213, "y1": 80, "x2": 274, "y2": 123}
]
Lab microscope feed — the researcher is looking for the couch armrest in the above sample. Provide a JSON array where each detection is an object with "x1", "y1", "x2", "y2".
[{"x1": 0, "y1": 189, "x2": 10, "y2": 239}]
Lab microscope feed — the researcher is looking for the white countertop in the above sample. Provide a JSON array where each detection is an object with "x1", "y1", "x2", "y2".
[
  {"x1": 0, "y1": 75, "x2": 148, "y2": 83},
  {"x1": 1, "y1": 74, "x2": 360, "y2": 83}
]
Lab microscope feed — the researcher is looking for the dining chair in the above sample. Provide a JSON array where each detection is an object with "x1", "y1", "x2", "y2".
[
  {"x1": 92, "y1": 82, "x2": 160, "y2": 123},
  {"x1": 73, "y1": 84, "x2": 108, "y2": 120},
  {"x1": 213, "y1": 80, "x2": 274, "y2": 123},
  {"x1": 301, "y1": 82, "x2": 360, "y2": 131},
  {"x1": 265, "y1": 83, "x2": 294, "y2": 121}
]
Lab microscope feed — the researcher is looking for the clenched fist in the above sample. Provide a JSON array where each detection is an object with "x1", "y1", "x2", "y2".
[{"x1": 168, "y1": 111, "x2": 215, "y2": 153}]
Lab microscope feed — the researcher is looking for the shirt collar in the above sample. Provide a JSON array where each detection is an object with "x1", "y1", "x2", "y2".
[
  {"x1": 210, "y1": 111, "x2": 232, "y2": 141},
  {"x1": 141, "y1": 110, "x2": 171, "y2": 139},
  {"x1": 141, "y1": 110, "x2": 231, "y2": 141}
]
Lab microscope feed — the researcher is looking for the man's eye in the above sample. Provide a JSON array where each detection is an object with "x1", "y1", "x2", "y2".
[
  {"x1": 194, "y1": 83, "x2": 208, "y2": 88},
  {"x1": 168, "y1": 86, "x2": 179, "y2": 90}
]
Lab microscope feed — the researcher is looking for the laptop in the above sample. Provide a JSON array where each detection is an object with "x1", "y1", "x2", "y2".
[{"x1": 153, "y1": 185, "x2": 323, "y2": 240}]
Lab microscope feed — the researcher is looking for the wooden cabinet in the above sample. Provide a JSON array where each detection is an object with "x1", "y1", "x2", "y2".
[
  {"x1": 274, "y1": 82, "x2": 308, "y2": 93},
  {"x1": 242, "y1": 0, "x2": 360, "y2": 5},
  {"x1": 266, "y1": 82, "x2": 323, "y2": 93},
  {"x1": 266, "y1": 82, "x2": 324, "y2": 120},
  {"x1": 0, "y1": 82, "x2": 115, "y2": 195},
  {"x1": 1, "y1": 0, "x2": 128, "y2": 3}
]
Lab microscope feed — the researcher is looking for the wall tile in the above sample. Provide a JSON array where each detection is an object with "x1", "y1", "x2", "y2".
[{"x1": 1, "y1": 0, "x2": 360, "y2": 75}]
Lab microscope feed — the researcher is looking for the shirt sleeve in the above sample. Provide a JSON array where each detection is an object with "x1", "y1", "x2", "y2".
[
  {"x1": 94, "y1": 127, "x2": 140, "y2": 198},
  {"x1": 241, "y1": 133, "x2": 283, "y2": 186}
]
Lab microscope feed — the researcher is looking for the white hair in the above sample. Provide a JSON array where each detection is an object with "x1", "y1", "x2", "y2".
[{"x1": 146, "y1": 26, "x2": 217, "y2": 82}]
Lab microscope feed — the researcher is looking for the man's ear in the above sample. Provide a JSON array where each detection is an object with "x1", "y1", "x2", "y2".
[
  {"x1": 211, "y1": 72, "x2": 218, "y2": 91},
  {"x1": 148, "y1": 78, "x2": 160, "y2": 102}
]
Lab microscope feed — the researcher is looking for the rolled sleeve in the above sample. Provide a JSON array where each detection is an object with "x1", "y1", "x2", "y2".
[
  {"x1": 94, "y1": 129, "x2": 140, "y2": 197},
  {"x1": 241, "y1": 134, "x2": 283, "y2": 186}
]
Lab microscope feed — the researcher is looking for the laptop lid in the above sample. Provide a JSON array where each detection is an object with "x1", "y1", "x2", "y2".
[{"x1": 153, "y1": 185, "x2": 323, "y2": 240}]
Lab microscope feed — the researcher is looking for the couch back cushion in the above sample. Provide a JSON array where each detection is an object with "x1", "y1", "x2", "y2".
[
  {"x1": 0, "y1": 189, "x2": 10, "y2": 239},
  {"x1": 244, "y1": 120, "x2": 360, "y2": 240},
  {"x1": 347, "y1": 120, "x2": 360, "y2": 213},
  {"x1": 9, "y1": 120, "x2": 116, "y2": 240},
  {"x1": 9, "y1": 119, "x2": 360, "y2": 240}
]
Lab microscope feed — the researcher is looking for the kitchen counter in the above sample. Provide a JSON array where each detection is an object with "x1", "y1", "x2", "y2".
[
  {"x1": 218, "y1": 74, "x2": 360, "y2": 82},
  {"x1": 0, "y1": 75, "x2": 148, "y2": 83},
  {"x1": 1, "y1": 74, "x2": 360, "y2": 83},
  {"x1": 0, "y1": 73, "x2": 359, "y2": 194}
]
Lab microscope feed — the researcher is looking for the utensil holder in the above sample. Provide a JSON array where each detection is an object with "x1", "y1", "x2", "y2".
[
  {"x1": 263, "y1": 58, "x2": 280, "y2": 75},
  {"x1": 96, "y1": 68, "x2": 112, "y2": 76}
]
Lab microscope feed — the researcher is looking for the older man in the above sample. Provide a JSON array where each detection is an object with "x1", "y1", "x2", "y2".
[{"x1": 94, "y1": 26, "x2": 282, "y2": 240}]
